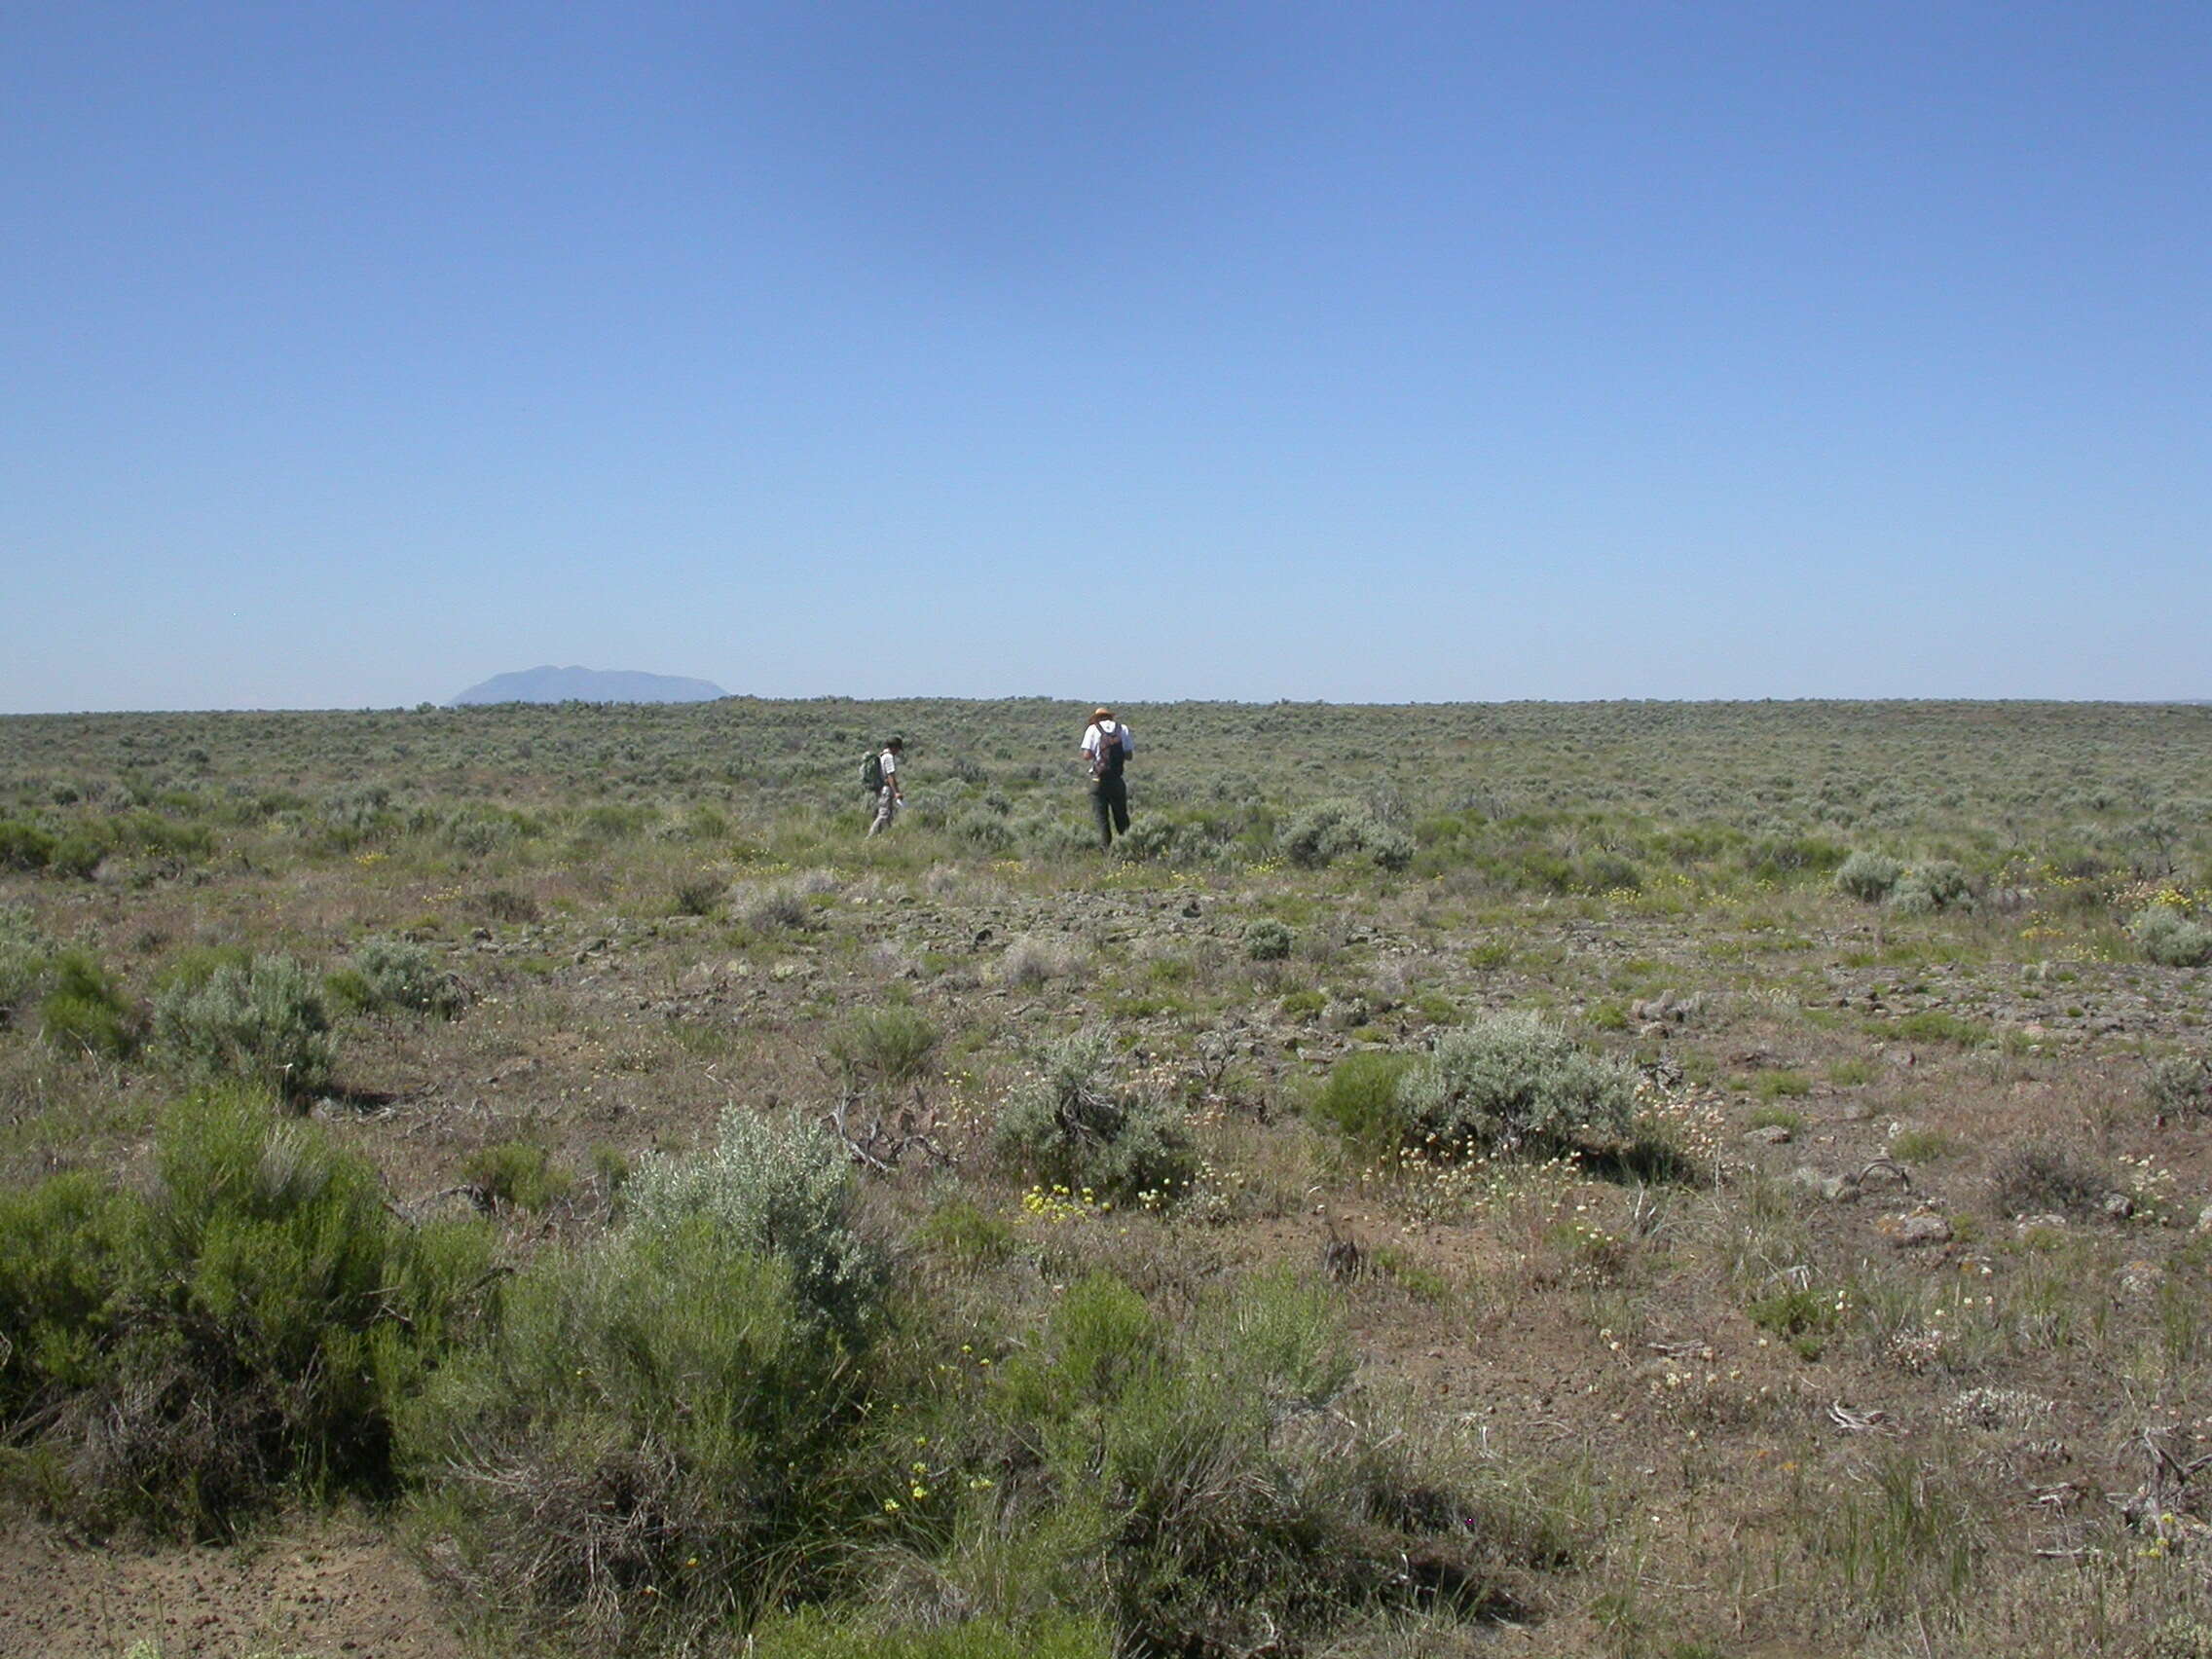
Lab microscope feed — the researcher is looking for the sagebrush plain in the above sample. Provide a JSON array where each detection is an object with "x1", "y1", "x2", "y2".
[{"x1": 3, "y1": 697, "x2": 2211, "y2": 1659}]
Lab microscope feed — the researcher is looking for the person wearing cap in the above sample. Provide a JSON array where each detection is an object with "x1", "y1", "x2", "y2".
[
  {"x1": 1078, "y1": 707, "x2": 1134, "y2": 850},
  {"x1": 867, "y1": 735, "x2": 905, "y2": 836}
]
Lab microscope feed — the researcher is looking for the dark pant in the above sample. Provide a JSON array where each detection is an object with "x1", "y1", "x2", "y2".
[{"x1": 1090, "y1": 775, "x2": 1129, "y2": 848}]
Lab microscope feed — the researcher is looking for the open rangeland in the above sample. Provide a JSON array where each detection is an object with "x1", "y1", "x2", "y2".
[{"x1": 3, "y1": 698, "x2": 2210, "y2": 1659}]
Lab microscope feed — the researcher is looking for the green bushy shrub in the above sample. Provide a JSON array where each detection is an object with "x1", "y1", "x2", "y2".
[
  {"x1": 400, "y1": 1216, "x2": 873, "y2": 1647},
  {"x1": 48, "y1": 831, "x2": 108, "y2": 879},
  {"x1": 153, "y1": 954, "x2": 335, "y2": 1097},
  {"x1": 0, "y1": 1172, "x2": 132, "y2": 1418},
  {"x1": 624, "y1": 1106, "x2": 887, "y2": 1339},
  {"x1": 831, "y1": 1004, "x2": 940, "y2": 1088},
  {"x1": 993, "y1": 1033, "x2": 1197, "y2": 1204},
  {"x1": 0, "y1": 820, "x2": 57, "y2": 871},
  {"x1": 330, "y1": 937, "x2": 465, "y2": 1018},
  {"x1": 462, "y1": 1141, "x2": 573, "y2": 1214},
  {"x1": 2133, "y1": 904, "x2": 2212, "y2": 968},
  {"x1": 1277, "y1": 800, "x2": 1415, "y2": 871},
  {"x1": 1741, "y1": 834, "x2": 1846, "y2": 883},
  {"x1": 3, "y1": 1093, "x2": 492, "y2": 1536},
  {"x1": 38, "y1": 949, "x2": 137, "y2": 1059},
  {"x1": 984, "y1": 1271, "x2": 1493, "y2": 1656},
  {"x1": 1395, "y1": 1012, "x2": 1635, "y2": 1158},
  {"x1": 1835, "y1": 850, "x2": 1903, "y2": 903},
  {"x1": 1307, "y1": 1050, "x2": 1419, "y2": 1152}
]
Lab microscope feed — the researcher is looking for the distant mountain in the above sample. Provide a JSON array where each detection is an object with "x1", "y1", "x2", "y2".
[{"x1": 449, "y1": 667, "x2": 726, "y2": 706}]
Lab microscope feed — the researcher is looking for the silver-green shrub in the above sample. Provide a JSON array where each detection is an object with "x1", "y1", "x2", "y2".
[
  {"x1": 1244, "y1": 918, "x2": 1294, "y2": 961},
  {"x1": 1396, "y1": 1012, "x2": 1635, "y2": 1157},
  {"x1": 2133, "y1": 904, "x2": 2212, "y2": 968},
  {"x1": 342, "y1": 937, "x2": 465, "y2": 1017},
  {"x1": 1887, "y1": 860, "x2": 1973, "y2": 915},
  {"x1": 624, "y1": 1106, "x2": 885, "y2": 1338},
  {"x1": 1834, "y1": 850, "x2": 1903, "y2": 903},
  {"x1": 153, "y1": 954, "x2": 335, "y2": 1097},
  {"x1": 993, "y1": 1032, "x2": 1196, "y2": 1203},
  {"x1": 2148, "y1": 1053, "x2": 2212, "y2": 1119},
  {"x1": 1276, "y1": 799, "x2": 1414, "y2": 870}
]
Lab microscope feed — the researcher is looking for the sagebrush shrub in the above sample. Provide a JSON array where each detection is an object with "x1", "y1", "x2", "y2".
[
  {"x1": 1835, "y1": 850, "x2": 1903, "y2": 903},
  {"x1": 951, "y1": 810, "x2": 1017, "y2": 855},
  {"x1": 993, "y1": 1033, "x2": 1196, "y2": 1203},
  {"x1": 2149, "y1": 1054, "x2": 2212, "y2": 1120},
  {"x1": 1395, "y1": 1012, "x2": 1635, "y2": 1158},
  {"x1": 1243, "y1": 918, "x2": 1294, "y2": 961},
  {"x1": 624, "y1": 1106, "x2": 887, "y2": 1339},
  {"x1": 153, "y1": 954, "x2": 335, "y2": 1097},
  {"x1": 1887, "y1": 860, "x2": 1973, "y2": 915},
  {"x1": 1277, "y1": 800, "x2": 1414, "y2": 871},
  {"x1": 332, "y1": 937, "x2": 465, "y2": 1018},
  {"x1": 2133, "y1": 904, "x2": 2212, "y2": 968}
]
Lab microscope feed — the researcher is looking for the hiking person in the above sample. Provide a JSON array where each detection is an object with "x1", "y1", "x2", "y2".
[
  {"x1": 865, "y1": 735, "x2": 904, "y2": 836},
  {"x1": 1079, "y1": 706, "x2": 1133, "y2": 850}
]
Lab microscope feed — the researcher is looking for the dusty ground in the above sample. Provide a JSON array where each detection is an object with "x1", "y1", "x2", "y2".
[
  {"x1": 5, "y1": 833, "x2": 2211, "y2": 1654},
  {"x1": 0, "y1": 1513, "x2": 467, "y2": 1659}
]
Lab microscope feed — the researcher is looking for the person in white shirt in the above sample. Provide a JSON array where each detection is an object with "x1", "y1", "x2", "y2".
[
  {"x1": 1078, "y1": 707, "x2": 1133, "y2": 850},
  {"x1": 867, "y1": 736, "x2": 904, "y2": 836}
]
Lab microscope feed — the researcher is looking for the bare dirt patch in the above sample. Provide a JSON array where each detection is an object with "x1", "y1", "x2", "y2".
[{"x1": 0, "y1": 1513, "x2": 466, "y2": 1659}]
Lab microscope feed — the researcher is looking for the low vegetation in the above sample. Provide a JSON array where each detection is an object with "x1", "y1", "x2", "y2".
[{"x1": 3, "y1": 696, "x2": 2212, "y2": 1656}]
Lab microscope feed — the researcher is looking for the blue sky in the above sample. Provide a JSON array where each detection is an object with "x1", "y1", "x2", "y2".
[{"x1": 3, "y1": 2, "x2": 2206, "y2": 711}]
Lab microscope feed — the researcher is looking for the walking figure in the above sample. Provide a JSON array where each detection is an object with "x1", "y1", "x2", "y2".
[{"x1": 1079, "y1": 707, "x2": 1133, "y2": 850}]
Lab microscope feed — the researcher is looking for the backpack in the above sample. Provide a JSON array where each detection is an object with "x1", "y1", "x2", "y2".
[
  {"x1": 861, "y1": 750, "x2": 884, "y2": 793},
  {"x1": 1091, "y1": 725, "x2": 1125, "y2": 781}
]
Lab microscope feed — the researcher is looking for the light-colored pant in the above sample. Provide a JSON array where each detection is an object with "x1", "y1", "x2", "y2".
[{"x1": 867, "y1": 786, "x2": 898, "y2": 835}]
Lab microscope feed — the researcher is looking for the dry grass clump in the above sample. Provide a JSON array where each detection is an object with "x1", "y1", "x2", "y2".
[
  {"x1": 991, "y1": 934, "x2": 1086, "y2": 988},
  {"x1": 1988, "y1": 1136, "x2": 2114, "y2": 1218}
]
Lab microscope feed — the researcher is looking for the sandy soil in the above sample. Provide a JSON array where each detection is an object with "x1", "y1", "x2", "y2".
[{"x1": 0, "y1": 1513, "x2": 468, "y2": 1659}]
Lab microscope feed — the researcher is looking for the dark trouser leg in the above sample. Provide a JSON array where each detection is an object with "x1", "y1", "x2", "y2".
[{"x1": 1092, "y1": 776, "x2": 1127, "y2": 848}]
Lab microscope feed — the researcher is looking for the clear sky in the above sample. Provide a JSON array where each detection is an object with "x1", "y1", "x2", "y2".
[{"x1": 3, "y1": 2, "x2": 2206, "y2": 712}]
